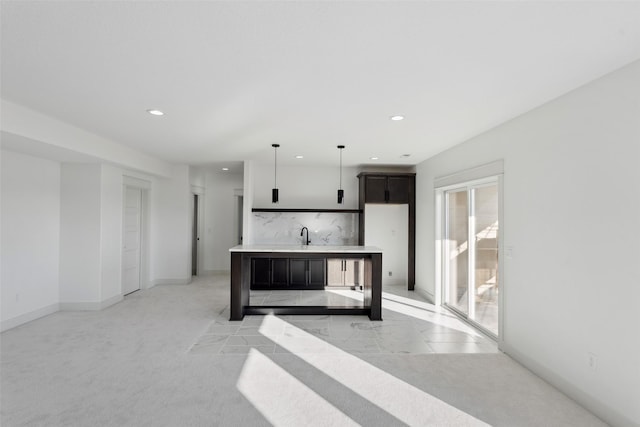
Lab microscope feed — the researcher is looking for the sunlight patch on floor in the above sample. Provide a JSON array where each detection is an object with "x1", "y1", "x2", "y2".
[
  {"x1": 327, "y1": 288, "x2": 482, "y2": 336},
  {"x1": 237, "y1": 348, "x2": 360, "y2": 427},
  {"x1": 259, "y1": 315, "x2": 489, "y2": 426}
]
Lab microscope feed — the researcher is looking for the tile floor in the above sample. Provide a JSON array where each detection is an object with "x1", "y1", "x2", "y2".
[
  {"x1": 190, "y1": 283, "x2": 498, "y2": 356},
  {"x1": 1, "y1": 274, "x2": 608, "y2": 427}
]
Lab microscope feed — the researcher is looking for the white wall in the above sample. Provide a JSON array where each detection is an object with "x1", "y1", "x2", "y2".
[
  {"x1": 59, "y1": 163, "x2": 124, "y2": 308},
  {"x1": 59, "y1": 163, "x2": 102, "y2": 305},
  {"x1": 99, "y1": 164, "x2": 124, "y2": 302},
  {"x1": 252, "y1": 164, "x2": 359, "y2": 210},
  {"x1": 202, "y1": 169, "x2": 243, "y2": 272},
  {"x1": 1, "y1": 103, "x2": 195, "y2": 327},
  {"x1": 364, "y1": 204, "x2": 408, "y2": 286},
  {"x1": 243, "y1": 161, "x2": 255, "y2": 244},
  {"x1": 1, "y1": 150, "x2": 60, "y2": 330},
  {"x1": 415, "y1": 60, "x2": 640, "y2": 427},
  {"x1": 150, "y1": 164, "x2": 192, "y2": 284}
]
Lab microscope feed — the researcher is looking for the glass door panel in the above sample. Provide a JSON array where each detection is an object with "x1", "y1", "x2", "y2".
[
  {"x1": 443, "y1": 180, "x2": 499, "y2": 338},
  {"x1": 473, "y1": 184, "x2": 499, "y2": 335},
  {"x1": 445, "y1": 190, "x2": 469, "y2": 314}
]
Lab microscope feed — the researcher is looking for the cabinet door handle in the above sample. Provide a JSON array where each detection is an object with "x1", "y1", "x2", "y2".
[{"x1": 385, "y1": 189, "x2": 390, "y2": 202}]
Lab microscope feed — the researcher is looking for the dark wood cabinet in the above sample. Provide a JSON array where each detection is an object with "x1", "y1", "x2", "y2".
[
  {"x1": 358, "y1": 172, "x2": 416, "y2": 290},
  {"x1": 307, "y1": 259, "x2": 326, "y2": 287},
  {"x1": 387, "y1": 176, "x2": 410, "y2": 203},
  {"x1": 251, "y1": 257, "x2": 324, "y2": 289},
  {"x1": 251, "y1": 258, "x2": 289, "y2": 289},
  {"x1": 251, "y1": 258, "x2": 271, "y2": 287},
  {"x1": 364, "y1": 175, "x2": 387, "y2": 203},
  {"x1": 290, "y1": 259, "x2": 325, "y2": 289},
  {"x1": 360, "y1": 174, "x2": 410, "y2": 204},
  {"x1": 271, "y1": 258, "x2": 289, "y2": 287},
  {"x1": 289, "y1": 259, "x2": 307, "y2": 287},
  {"x1": 231, "y1": 250, "x2": 383, "y2": 320}
]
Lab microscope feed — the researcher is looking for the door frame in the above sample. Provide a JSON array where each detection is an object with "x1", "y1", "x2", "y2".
[
  {"x1": 436, "y1": 175, "x2": 504, "y2": 343},
  {"x1": 190, "y1": 189, "x2": 205, "y2": 276},
  {"x1": 122, "y1": 178, "x2": 151, "y2": 294}
]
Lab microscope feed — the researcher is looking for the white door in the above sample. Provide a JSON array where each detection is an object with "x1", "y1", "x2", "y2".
[{"x1": 122, "y1": 187, "x2": 142, "y2": 295}]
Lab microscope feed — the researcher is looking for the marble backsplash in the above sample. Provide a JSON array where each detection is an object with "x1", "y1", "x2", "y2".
[{"x1": 251, "y1": 212, "x2": 358, "y2": 245}]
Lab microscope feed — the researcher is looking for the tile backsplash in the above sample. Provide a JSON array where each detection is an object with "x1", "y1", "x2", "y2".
[{"x1": 252, "y1": 212, "x2": 358, "y2": 245}]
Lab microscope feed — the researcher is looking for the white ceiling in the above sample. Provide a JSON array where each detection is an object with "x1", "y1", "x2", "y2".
[{"x1": 2, "y1": 1, "x2": 640, "y2": 167}]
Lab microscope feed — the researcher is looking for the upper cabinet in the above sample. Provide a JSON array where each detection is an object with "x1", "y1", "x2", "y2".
[{"x1": 358, "y1": 173, "x2": 414, "y2": 204}]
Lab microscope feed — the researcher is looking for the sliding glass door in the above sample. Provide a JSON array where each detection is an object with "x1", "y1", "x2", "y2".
[
  {"x1": 444, "y1": 181, "x2": 499, "y2": 336},
  {"x1": 445, "y1": 189, "x2": 469, "y2": 315}
]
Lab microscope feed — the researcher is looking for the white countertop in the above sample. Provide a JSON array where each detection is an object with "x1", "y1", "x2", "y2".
[{"x1": 229, "y1": 244, "x2": 383, "y2": 253}]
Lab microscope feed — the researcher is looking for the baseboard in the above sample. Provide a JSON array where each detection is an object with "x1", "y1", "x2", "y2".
[
  {"x1": 502, "y1": 343, "x2": 638, "y2": 427},
  {"x1": 59, "y1": 301, "x2": 99, "y2": 310},
  {"x1": 414, "y1": 286, "x2": 435, "y2": 304},
  {"x1": 150, "y1": 277, "x2": 192, "y2": 286},
  {"x1": 1, "y1": 303, "x2": 59, "y2": 332},
  {"x1": 101, "y1": 294, "x2": 123, "y2": 309},
  {"x1": 59, "y1": 294, "x2": 124, "y2": 311},
  {"x1": 199, "y1": 269, "x2": 230, "y2": 276}
]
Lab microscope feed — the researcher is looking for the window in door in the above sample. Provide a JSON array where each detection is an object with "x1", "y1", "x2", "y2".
[{"x1": 443, "y1": 180, "x2": 499, "y2": 337}]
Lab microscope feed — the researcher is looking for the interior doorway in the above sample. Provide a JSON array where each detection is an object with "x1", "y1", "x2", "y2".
[
  {"x1": 122, "y1": 186, "x2": 143, "y2": 295},
  {"x1": 442, "y1": 178, "x2": 500, "y2": 337},
  {"x1": 236, "y1": 195, "x2": 243, "y2": 244},
  {"x1": 192, "y1": 194, "x2": 199, "y2": 276}
]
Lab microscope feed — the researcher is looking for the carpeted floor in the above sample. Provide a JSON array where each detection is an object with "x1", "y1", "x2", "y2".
[{"x1": 1, "y1": 274, "x2": 606, "y2": 426}]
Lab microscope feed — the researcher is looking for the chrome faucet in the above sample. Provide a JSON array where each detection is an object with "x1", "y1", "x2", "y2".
[{"x1": 300, "y1": 227, "x2": 311, "y2": 245}]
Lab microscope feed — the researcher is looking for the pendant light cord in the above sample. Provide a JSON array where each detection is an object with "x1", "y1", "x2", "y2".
[
  {"x1": 339, "y1": 148, "x2": 342, "y2": 190},
  {"x1": 272, "y1": 143, "x2": 279, "y2": 188},
  {"x1": 338, "y1": 145, "x2": 345, "y2": 190}
]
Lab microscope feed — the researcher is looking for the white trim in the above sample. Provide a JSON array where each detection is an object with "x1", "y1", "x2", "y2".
[
  {"x1": 497, "y1": 174, "x2": 505, "y2": 349},
  {"x1": 140, "y1": 189, "x2": 151, "y2": 290},
  {"x1": 433, "y1": 190, "x2": 443, "y2": 306},
  {"x1": 59, "y1": 301, "x2": 101, "y2": 310},
  {"x1": 150, "y1": 277, "x2": 192, "y2": 286},
  {"x1": 60, "y1": 294, "x2": 123, "y2": 311},
  {"x1": 200, "y1": 269, "x2": 231, "y2": 276},
  {"x1": 436, "y1": 175, "x2": 500, "y2": 192},
  {"x1": 413, "y1": 286, "x2": 434, "y2": 305},
  {"x1": 101, "y1": 294, "x2": 123, "y2": 309},
  {"x1": 123, "y1": 175, "x2": 151, "y2": 190},
  {"x1": 197, "y1": 193, "x2": 205, "y2": 276},
  {"x1": 434, "y1": 160, "x2": 504, "y2": 189},
  {"x1": 1, "y1": 303, "x2": 59, "y2": 332}
]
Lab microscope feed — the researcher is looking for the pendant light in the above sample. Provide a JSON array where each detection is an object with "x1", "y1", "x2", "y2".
[
  {"x1": 272, "y1": 143, "x2": 280, "y2": 203},
  {"x1": 337, "y1": 145, "x2": 345, "y2": 204}
]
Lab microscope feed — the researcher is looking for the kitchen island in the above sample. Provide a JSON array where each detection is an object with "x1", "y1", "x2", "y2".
[{"x1": 229, "y1": 245, "x2": 383, "y2": 320}]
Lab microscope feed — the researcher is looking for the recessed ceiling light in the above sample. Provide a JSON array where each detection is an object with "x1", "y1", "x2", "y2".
[
  {"x1": 370, "y1": 156, "x2": 379, "y2": 160},
  {"x1": 295, "y1": 155, "x2": 304, "y2": 159},
  {"x1": 390, "y1": 115, "x2": 404, "y2": 121},
  {"x1": 222, "y1": 167, "x2": 229, "y2": 171},
  {"x1": 147, "y1": 109, "x2": 164, "y2": 116}
]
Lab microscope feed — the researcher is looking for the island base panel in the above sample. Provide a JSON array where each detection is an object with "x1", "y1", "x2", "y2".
[{"x1": 229, "y1": 250, "x2": 382, "y2": 321}]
